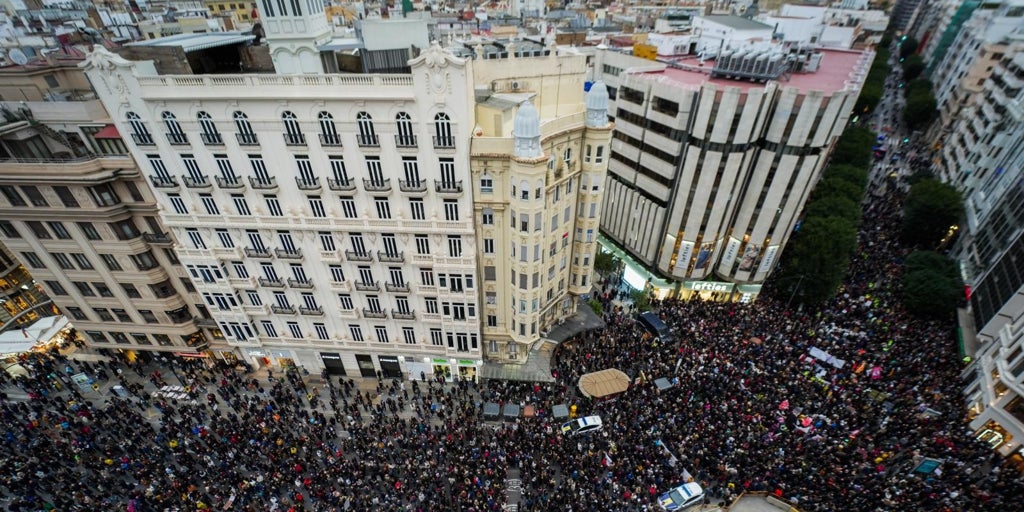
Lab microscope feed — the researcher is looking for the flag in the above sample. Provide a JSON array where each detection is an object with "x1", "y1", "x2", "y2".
[{"x1": 602, "y1": 452, "x2": 613, "y2": 467}]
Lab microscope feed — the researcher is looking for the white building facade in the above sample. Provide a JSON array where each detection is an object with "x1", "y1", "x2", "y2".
[{"x1": 83, "y1": 43, "x2": 485, "y2": 380}]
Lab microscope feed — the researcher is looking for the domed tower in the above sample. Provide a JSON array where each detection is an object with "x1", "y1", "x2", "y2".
[
  {"x1": 255, "y1": 0, "x2": 331, "y2": 74},
  {"x1": 513, "y1": 100, "x2": 543, "y2": 158}
]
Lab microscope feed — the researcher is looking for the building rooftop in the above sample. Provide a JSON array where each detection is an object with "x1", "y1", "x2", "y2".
[
  {"x1": 703, "y1": 15, "x2": 775, "y2": 31},
  {"x1": 127, "y1": 31, "x2": 255, "y2": 53},
  {"x1": 643, "y1": 48, "x2": 869, "y2": 94}
]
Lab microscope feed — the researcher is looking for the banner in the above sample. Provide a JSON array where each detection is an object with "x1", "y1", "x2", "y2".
[
  {"x1": 676, "y1": 241, "x2": 694, "y2": 274},
  {"x1": 720, "y1": 238, "x2": 741, "y2": 269},
  {"x1": 757, "y1": 245, "x2": 779, "y2": 274}
]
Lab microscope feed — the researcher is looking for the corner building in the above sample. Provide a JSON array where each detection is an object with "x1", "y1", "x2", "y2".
[
  {"x1": 84, "y1": 39, "x2": 484, "y2": 378},
  {"x1": 593, "y1": 47, "x2": 872, "y2": 300}
]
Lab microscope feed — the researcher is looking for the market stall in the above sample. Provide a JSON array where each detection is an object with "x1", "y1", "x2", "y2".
[{"x1": 578, "y1": 368, "x2": 630, "y2": 401}]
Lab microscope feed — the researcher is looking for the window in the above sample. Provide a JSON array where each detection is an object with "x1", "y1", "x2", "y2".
[
  {"x1": 309, "y1": 196, "x2": 326, "y2": 217},
  {"x1": 216, "y1": 229, "x2": 234, "y2": 248},
  {"x1": 93, "y1": 308, "x2": 113, "y2": 321},
  {"x1": 338, "y1": 293, "x2": 353, "y2": 310},
  {"x1": 420, "y1": 268, "x2": 435, "y2": 286},
  {"x1": 282, "y1": 111, "x2": 304, "y2": 143},
  {"x1": 403, "y1": 327, "x2": 416, "y2": 344},
  {"x1": 0, "y1": 186, "x2": 26, "y2": 206},
  {"x1": 396, "y1": 112, "x2": 415, "y2": 146},
  {"x1": 232, "y1": 194, "x2": 250, "y2": 215},
  {"x1": 329, "y1": 265, "x2": 345, "y2": 282},
  {"x1": 74, "y1": 282, "x2": 95, "y2": 296},
  {"x1": 121, "y1": 283, "x2": 141, "y2": 299},
  {"x1": 92, "y1": 283, "x2": 113, "y2": 297},
  {"x1": 138, "y1": 310, "x2": 158, "y2": 323},
  {"x1": 99, "y1": 254, "x2": 121, "y2": 272},
  {"x1": 45, "y1": 281, "x2": 67, "y2": 295},
  {"x1": 287, "y1": 322, "x2": 302, "y2": 338},
  {"x1": 481, "y1": 208, "x2": 494, "y2": 225},
  {"x1": 374, "y1": 198, "x2": 391, "y2": 219},
  {"x1": 112, "y1": 219, "x2": 140, "y2": 240},
  {"x1": 425, "y1": 297, "x2": 438, "y2": 314},
  {"x1": 66, "y1": 307, "x2": 88, "y2": 321},
  {"x1": 484, "y1": 266, "x2": 496, "y2": 281},
  {"x1": 197, "y1": 111, "x2": 221, "y2": 143},
  {"x1": 444, "y1": 200, "x2": 459, "y2": 221},
  {"x1": 430, "y1": 329, "x2": 443, "y2": 346},
  {"x1": 356, "y1": 111, "x2": 377, "y2": 145},
  {"x1": 27, "y1": 221, "x2": 51, "y2": 239},
  {"x1": 483, "y1": 238, "x2": 494, "y2": 254},
  {"x1": 186, "y1": 229, "x2": 207, "y2": 249},
  {"x1": 53, "y1": 253, "x2": 74, "y2": 269},
  {"x1": 262, "y1": 321, "x2": 279, "y2": 337},
  {"x1": 375, "y1": 326, "x2": 390, "y2": 343},
  {"x1": 447, "y1": 236, "x2": 462, "y2": 257},
  {"x1": 233, "y1": 111, "x2": 256, "y2": 143},
  {"x1": 112, "y1": 308, "x2": 132, "y2": 322},
  {"x1": 410, "y1": 198, "x2": 425, "y2": 220},
  {"x1": 349, "y1": 325, "x2": 364, "y2": 342},
  {"x1": 200, "y1": 194, "x2": 219, "y2": 215},
  {"x1": 339, "y1": 196, "x2": 356, "y2": 218},
  {"x1": 21, "y1": 252, "x2": 44, "y2": 268},
  {"x1": 0, "y1": 221, "x2": 18, "y2": 237},
  {"x1": 265, "y1": 195, "x2": 283, "y2": 216},
  {"x1": 168, "y1": 194, "x2": 188, "y2": 214},
  {"x1": 233, "y1": 261, "x2": 249, "y2": 278},
  {"x1": 318, "y1": 112, "x2": 340, "y2": 145},
  {"x1": 319, "y1": 232, "x2": 336, "y2": 252},
  {"x1": 131, "y1": 251, "x2": 159, "y2": 271},
  {"x1": 21, "y1": 186, "x2": 47, "y2": 206},
  {"x1": 434, "y1": 113, "x2": 453, "y2": 146},
  {"x1": 162, "y1": 111, "x2": 186, "y2": 143},
  {"x1": 480, "y1": 174, "x2": 493, "y2": 193},
  {"x1": 415, "y1": 235, "x2": 430, "y2": 255},
  {"x1": 71, "y1": 253, "x2": 94, "y2": 269},
  {"x1": 78, "y1": 222, "x2": 101, "y2": 240},
  {"x1": 314, "y1": 323, "x2": 329, "y2": 340},
  {"x1": 53, "y1": 186, "x2": 78, "y2": 207}
]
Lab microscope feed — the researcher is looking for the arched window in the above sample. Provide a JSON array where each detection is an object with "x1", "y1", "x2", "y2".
[
  {"x1": 434, "y1": 112, "x2": 453, "y2": 148},
  {"x1": 480, "y1": 173, "x2": 494, "y2": 193},
  {"x1": 233, "y1": 111, "x2": 258, "y2": 145},
  {"x1": 318, "y1": 112, "x2": 341, "y2": 146},
  {"x1": 162, "y1": 112, "x2": 188, "y2": 145},
  {"x1": 356, "y1": 112, "x2": 378, "y2": 146},
  {"x1": 281, "y1": 111, "x2": 305, "y2": 145},
  {"x1": 395, "y1": 112, "x2": 416, "y2": 147},
  {"x1": 197, "y1": 111, "x2": 222, "y2": 144},
  {"x1": 126, "y1": 112, "x2": 153, "y2": 145}
]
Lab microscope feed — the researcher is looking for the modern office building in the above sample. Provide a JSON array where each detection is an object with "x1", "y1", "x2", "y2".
[
  {"x1": 0, "y1": 95, "x2": 211, "y2": 360},
  {"x1": 469, "y1": 51, "x2": 612, "y2": 362},
  {"x1": 591, "y1": 34, "x2": 872, "y2": 301}
]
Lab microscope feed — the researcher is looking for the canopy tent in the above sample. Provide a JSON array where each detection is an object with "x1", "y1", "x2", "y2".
[
  {"x1": 654, "y1": 377, "x2": 674, "y2": 392},
  {"x1": 552, "y1": 404, "x2": 570, "y2": 419},
  {"x1": 483, "y1": 402, "x2": 500, "y2": 420},
  {"x1": 0, "y1": 315, "x2": 69, "y2": 355},
  {"x1": 502, "y1": 403, "x2": 520, "y2": 421},
  {"x1": 578, "y1": 368, "x2": 630, "y2": 399}
]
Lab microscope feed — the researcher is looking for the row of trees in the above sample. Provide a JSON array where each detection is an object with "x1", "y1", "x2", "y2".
[
  {"x1": 773, "y1": 127, "x2": 874, "y2": 304},
  {"x1": 854, "y1": 46, "x2": 892, "y2": 115},
  {"x1": 900, "y1": 175, "x2": 965, "y2": 318}
]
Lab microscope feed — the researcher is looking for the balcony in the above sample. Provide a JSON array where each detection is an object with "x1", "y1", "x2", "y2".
[
  {"x1": 362, "y1": 308, "x2": 387, "y2": 319},
  {"x1": 143, "y1": 232, "x2": 173, "y2": 245},
  {"x1": 166, "y1": 132, "x2": 189, "y2": 145},
  {"x1": 385, "y1": 282, "x2": 410, "y2": 293},
  {"x1": 271, "y1": 305, "x2": 296, "y2": 314},
  {"x1": 378, "y1": 251, "x2": 404, "y2": 263},
  {"x1": 345, "y1": 250, "x2": 373, "y2": 262},
  {"x1": 182, "y1": 175, "x2": 212, "y2": 188},
  {"x1": 275, "y1": 248, "x2": 303, "y2": 259},
  {"x1": 244, "y1": 247, "x2": 272, "y2": 258},
  {"x1": 236, "y1": 133, "x2": 259, "y2": 146},
  {"x1": 283, "y1": 132, "x2": 306, "y2": 146},
  {"x1": 398, "y1": 179, "x2": 427, "y2": 193},
  {"x1": 433, "y1": 135, "x2": 455, "y2": 149},
  {"x1": 435, "y1": 180, "x2": 463, "y2": 194},
  {"x1": 258, "y1": 277, "x2": 285, "y2": 288},
  {"x1": 287, "y1": 278, "x2": 314, "y2": 289},
  {"x1": 328, "y1": 177, "x2": 356, "y2": 191},
  {"x1": 194, "y1": 317, "x2": 219, "y2": 328},
  {"x1": 355, "y1": 281, "x2": 379, "y2": 291},
  {"x1": 319, "y1": 133, "x2": 343, "y2": 147},
  {"x1": 357, "y1": 133, "x2": 380, "y2": 147},
  {"x1": 392, "y1": 310, "x2": 416, "y2": 320},
  {"x1": 150, "y1": 175, "x2": 179, "y2": 189},
  {"x1": 363, "y1": 178, "x2": 392, "y2": 192},
  {"x1": 295, "y1": 176, "x2": 322, "y2": 191},
  {"x1": 131, "y1": 133, "x2": 155, "y2": 146},
  {"x1": 216, "y1": 175, "x2": 245, "y2": 188},
  {"x1": 299, "y1": 306, "x2": 324, "y2": 316},
  {"x1": 249, "y1": 176, "x2": 278, "y2": 190},
  {"x1": 394, "y1": 134, "x2": 418, "y2": 148},
  {"x1": 200, "y1": 132, "x2": 224, "y2": 145}
]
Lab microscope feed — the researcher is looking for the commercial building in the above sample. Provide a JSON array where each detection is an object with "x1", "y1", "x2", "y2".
[
  {"x1": 0, "y1": 91, "x2": 210, "y2": 360},
  {"x1": 591, "y1": 20, "x2": 872, "y2": 301},
  {"x1": 0, "y1": 243, "x2": 54, "y2": 331},
  {"x1": 469, "y1": 51, "x2": 612, "y2": 362}
]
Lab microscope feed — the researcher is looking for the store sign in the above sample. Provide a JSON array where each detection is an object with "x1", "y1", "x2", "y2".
[
  {"x1": 684, "y1": 281, "x2": 734, "y2": 293},
  {"x1": 378, "y1": 356, "x2": 399, "y2": 363},
  {"x1": 320, "y1": 353, "x2": 341, "y2": 360},
  {"x1": 432, "y1": 358, "x2": 448, "y2": 364},
  {"x1": 458, "y1": 359, "x2": 475, "y2": 366}
]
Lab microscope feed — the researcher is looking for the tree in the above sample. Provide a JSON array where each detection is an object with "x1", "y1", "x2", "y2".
[
  {"x1": 903, "y1": 90, "x2": 937, "y2": 131},
  {"x1": 901, "y1": 179, "x2": 964, "y2": 248},
  {"x1": 812, "y1": 175, "x2": 864, "y2": 204},
  {"x1": 594, "y1": 251, "x2": 616, "y2": 274},
  {"x1": 804, "y1": 195, "x2": 861, "y2": 224},
  {"x1": 902, "y1": 55, "x2": 925, "y2": 81},
  {"x1": 901, "y1": 251, "x2": 963, "y2": 318},
  {"x1": 775, "y1": 216, "x2": 858, "y2": 304},
  {"x1": 824, "y1": 164, "x2": 869, "y2": 190},
  {"x1": 587, "y1": 298, "x2": 604, "y2": 316},
  {"x1": 630, "y1": 288, "x2": 651, "y2": 312},
  {"x1": 830, "y1": 128, "x2": 876, "y2": 169},
  {"x1": 899, "y1": 36, "x2": 919, "y2": 59}
]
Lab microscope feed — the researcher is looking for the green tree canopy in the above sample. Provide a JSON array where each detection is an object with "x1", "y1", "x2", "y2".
[
  {"x1": 903, "y1": 90, "x2": 937, "y2": 131},
  {"x1": 901, "y1": 179, "x2": 964, "y2": 248},
  {"x1": 804, "y1": 195, "x2": 861, "y2": 224},
  {"x1": 825, "y1": 164, "x2": 870, "y2": 190},
  {"x1": 776, "y1": 216, "x2": 859, "y2": 304},
  {"x1": 831, "y1": 127, "x2": 876, "y2": 169},
  {"x1": 813, "y1": 175, "x2": 865, "y2": 204},
  {"x1": 899, "y1": 37, "x2": 919, "y2": 59},
  {"x1": 594, "y1": 251, "x2": 616, "y2": 274},
  {"x1": 901, "y1": 251, "x2": 963, "y2": 318}
]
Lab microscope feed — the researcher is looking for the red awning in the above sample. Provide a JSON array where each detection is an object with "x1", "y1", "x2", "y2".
[{"x1": 93, "y1": 124, "x2": 121, "y2": 139}]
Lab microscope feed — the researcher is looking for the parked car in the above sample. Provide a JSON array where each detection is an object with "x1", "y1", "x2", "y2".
[
  {"x1": 560, "y1": 415, "x2": 603, "y2": 437},
  {"x1": 658, "y1": 482, "x2": 704, "y2": 511}
]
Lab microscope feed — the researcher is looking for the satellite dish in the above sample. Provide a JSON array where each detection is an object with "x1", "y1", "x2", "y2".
[{"x1": 9, "y1": 49, "x2": 27, "y2": 65}]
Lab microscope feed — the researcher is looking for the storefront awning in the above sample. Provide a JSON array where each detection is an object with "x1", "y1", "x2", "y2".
[
  {"x1": 93, "y1": 124, "x2": 121, "y2": 139},
  {"x1": 0, "y1": 315, "x2": 69, "y2": 355}
]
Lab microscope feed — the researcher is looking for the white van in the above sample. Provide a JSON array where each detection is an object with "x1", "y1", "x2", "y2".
[{"x1": 560, "y1": 415, "x2": 603, "y2": 437}]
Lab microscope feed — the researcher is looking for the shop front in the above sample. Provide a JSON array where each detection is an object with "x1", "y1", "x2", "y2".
[
  {"x1": 246, "y1": 349, "x2": 270, "y2": 368},
  {"x1": 457, "y1": 359, "x2": 480, "y2": 382},
  {"x1": 679, "y1": 280, "x2": 735, "y2": 301},
  {"x1": 378, "y1": 355, "x2": 402, "y2": 379},
  {"x1": 432, "y1": 358, "x2": 452, "y2": 379},
  {"x1": 598, "y1": 235, "x2": 675, "y2": 300},
  {"x1": 355, "y1": 354, "x2": 376, "y2": 378},
  {"x1": 320, "y1": 352, "x2": 346, "y2": 376},
  {"x1": 271, "y1": 350, "x2": 295, "y2": 368}
]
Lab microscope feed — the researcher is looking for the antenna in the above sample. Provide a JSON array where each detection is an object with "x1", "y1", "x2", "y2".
[{"x1": 8, "y1": 48, "x2": 27, "y2": 65}]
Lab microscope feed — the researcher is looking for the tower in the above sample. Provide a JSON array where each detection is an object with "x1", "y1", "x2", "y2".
[{"x1": 256, "y1": 0, "x2": 332, "y2": 74}]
